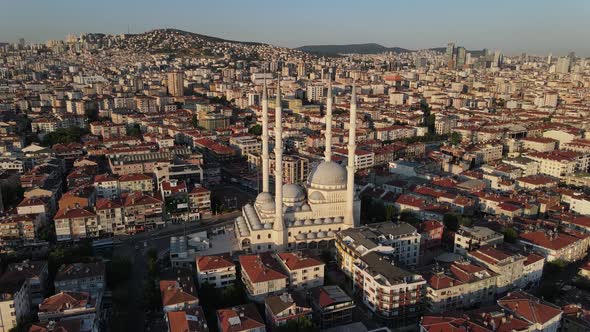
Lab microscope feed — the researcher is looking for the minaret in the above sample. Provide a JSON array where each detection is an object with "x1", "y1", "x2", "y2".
[
  {"x1": 273, "y1": 75, "x2": 285, "y2": 247},
  {"x1": 324, "y1": 69, "x2": 333, "y2": 162},
  {"x1": 345, "y1": 83, "x2": 357, "y2": 227},
  {"x1": 261, "y1": 76, "x2": 270, "y2": 193}
]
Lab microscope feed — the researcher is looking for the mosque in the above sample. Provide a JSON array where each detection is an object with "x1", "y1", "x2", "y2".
[{"x1": 234, "y1": 74, "x2": 361, "y2": 253}]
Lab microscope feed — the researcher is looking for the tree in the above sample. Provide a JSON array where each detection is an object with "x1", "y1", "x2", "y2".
[
  {"x1": 275, "y1": 316, "x2": 319, "y2": 332},
  {"x1": 107, "y1": 257, "x2": 132, "y2": 288},
  {"x1": 503, "y1": 227, "x2": 518, "y2": 243},
  {"x1": 426, "y1": 114, "x2": 436, "y2": 134},
  {"x1": 127, "y1": 124, "x2": 141, "y2": 137},
  {"x1": 248, "y1": 124, "x2": 262, "y2": 136},
  {"x1": 41, "y1": 127, "x2": 90, "y2": 146},
  {"x1": 443, "y1": 213, "x2": 460, "y2": 232},
  {"x1": 451, "y1": 131, "x2": 462, "y2": 145},
  {"x1": 385, "y1": 205, "x2": 398, "y2": 222},
  {"x1": 399, "y1": 209, "x2": 419, "y2": 225},
  {"x1": 191, "y1": 114, "x2": 199, "y2": 128}
]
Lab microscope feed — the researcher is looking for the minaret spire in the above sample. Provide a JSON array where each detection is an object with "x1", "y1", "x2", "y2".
[
  {"x1": 261, "y1": 73, "x2": 270, "y2": 193},
  {"x1": 273, "y1": 74, "x2": 285, "y2": 247},
  {"x1": 345, "y1": 82, "x2": 358, "y2": 227},
  {"x1": 324, "y1": 69, "x2": 333, "y2": 162}
]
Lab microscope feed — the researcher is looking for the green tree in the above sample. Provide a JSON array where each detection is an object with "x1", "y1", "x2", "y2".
[
  {"x1": 426, "y1": 114, "x2": 436, "y2": 134},
  {"x1": 191, "y1": 114, "x2": 199, "y2": 128},
  {"x1": 275, "y1": 316, "x2": 319, "y2": 332},
  {"x1": 385, "y1": 205, "x2": 398, "y2": 222},
  {"x1": 127, "y1": 124, "x2": 141, "y2": 137},
  {"x1": 503, "y1": 227, "x2": 518, "y2": 243},
  {"x1": 41, "y1": 127, "x2": 90, "y2": 146},
  {"x1": 248, "y1": 124, "x2": 262, "y2": 136},
  {"x1": 399, "y1": 209, "x2": 420, "y2": 225},
  {"x1": 443, "y1": 213, "x2": 460, "y2": 232},
  {"x1": 451, "y1": 131, "x2": 462, "y2": 145}
]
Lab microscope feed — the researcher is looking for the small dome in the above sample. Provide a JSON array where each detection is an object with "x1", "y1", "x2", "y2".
[
  {"x1": 260, "y1": 201, "x2": 275, "y2": 213},
  {"x1": 327, "y1": 231, "x2": 335, "y2": 237},
  {"x1": 301, "y1": 204, "x2": 311, "y2": 211},
  {"x1": 309, "y1": 191, "x2": 326, "y2": 202},
  {"x1": 333, "y1": 216, "x2": 343, "y2": 223},
  {"x1": 307, "y1": 232, "x2": 317, "y2": 239},
  {"x1": 283, "y1": 184, "x2": 305, "y2": 201},
  {"x1": 308, "y1": 161, "x2": 347, "y2": 189},
  {"x1": 255, "y1": 192, "x2": 273, "y2": 205},
  {"x1": 304, "y1": 219, "x2": 313, "y2": 226},
  {"x1": 294, "y1": 220, "x2": 303, "y2": 227},
  {"x1": 324, "y1": 218, "x2": 333, "y2": 224},
  {"x1": 296, "y1": 233, "x2": 306, "y2": 240},
  {"x1": 317, "y1": 231, "x2": 327, "y2": 238},
  {"x1": 314, "y1": 218, "x2": 323, "y2": 225}
]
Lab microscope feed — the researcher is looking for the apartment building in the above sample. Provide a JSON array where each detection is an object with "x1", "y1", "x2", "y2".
[
  {"x1": 123, "y1": 191, "x2": 164, "y2": 232},
  {"x1": 119, "y1": 173, "x2": 154, "y2": 194},
  {"x1": 353, "y1": 252, "x2": 426, "y2": 321},
  {"x1": 336, "y1": 222, "x2": 421, "y2": 278},
  {"x1": 216, "y1": 304, "x2": 266, "y2": 332},
  {"x1": 159, "y1": 279, "x2": 199, "y2": 313},
  {"x1": 229, "y1": 135, "x2": 261, "y2": 156},
  {"x1": 468, "y1": 246, "x2": 545, "y2": 293},
  {"x1": 239, "y1": 253, "x2": 288, "y2": 302},
  {"x1": 93, "y1": 173, "x2": 120, "y2": 199},
  {"x1": 264, "y1": 293, "x2": 312, "y2": 330},
  {"x1": 54, "y1": 207, "x2": 98, "y2": 241},
  {"x1": 195, "y1": 254, "x2": 236, "y2": 288},
  {"x1": 54, "y1": 262, "x2": 106, "y2": 296},
  {"x1": 37, "y1": 291, "x2": 99, "y2": 331},
  {"x1": 0, "y1": 269, "x2": 32, "y2": 332},
  {"x1": 528, "y1": 150, "x2": 588, "y2": 179},
  {"x1": 425, "y1": 260, "x2": 497, "y2": 313},
  {"x1": 453, "y1": 226, "x2": 503, "y2": 255},
  {"x1": 95, "y1": 198, "x2": 124, "y2": 235},
  {"x1": 310, "y1": 285, "x2": 355, "y2": 329},
  {"x1": 276, "y1": 252, "x2": 325, "y2": 290},
  {"x1": 188, "y1": 186, "x2": 212, "y2": 220},
  {"x1": 519, "y1": 230, "x2": 590, "y2": 262}
]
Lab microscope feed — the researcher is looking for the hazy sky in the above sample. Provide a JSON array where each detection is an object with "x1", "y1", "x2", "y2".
[{"x1": 1, "y1": 0, "x2": 589, "y2": 56}]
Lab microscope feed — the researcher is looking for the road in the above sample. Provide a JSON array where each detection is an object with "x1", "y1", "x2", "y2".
[{"x1": 112, "y1": 211, "x2": 241, "y2": 331}]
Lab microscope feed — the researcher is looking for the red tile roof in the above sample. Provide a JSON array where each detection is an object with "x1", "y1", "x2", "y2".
[{"x1": 239, "y1": 253, "x2": 287, "y2": 283}]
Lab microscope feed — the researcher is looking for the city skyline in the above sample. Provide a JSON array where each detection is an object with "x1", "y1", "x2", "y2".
[{"x1": 2, "y1": 0, "x2": 589, "y2": 56}]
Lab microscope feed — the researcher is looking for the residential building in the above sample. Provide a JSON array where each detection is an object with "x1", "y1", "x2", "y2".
[
  {"x1": 195, "y1": 254, "x2": 236, "y2": 289},
  {"x1": 453, "y1": 226, "x2": 503, "y2": 255},
  {"x1": 310, "y1": 285, "x2": 355, "y2": 329},
  {"x1": 518, "y1": 230, "x2": 590, "y2": 262},
  {"x1": 336, "y1": 222, "x2": 421, "y2": 278},
  {"x1": 239, "y1": 253, "x2": 288, "y2": 301},
  {"x1": 54, "y1": 262, "x2": 106, "y2": 296},
  {"x1": 159, "y1": 279, "x2": 199, "y2": 313},
  {"x1": 425, "y1": 260, "x2": 497, "y2": 313},
  {"x1": 264, "y1": 293, "x2": 312, "y2": 330},
  {"x1": 216, "y1": 304, "x2": 266, "y2": 332},
  {"x1": 276, "y1": 252, "x2": 324, "y2": 290},
  {"x1": 353, "y1": 252, "x2": 425, "y2": 321}
]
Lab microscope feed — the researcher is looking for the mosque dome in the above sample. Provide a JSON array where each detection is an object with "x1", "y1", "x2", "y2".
[
  {"x1": 255, "y1": 192, "x2": 273, "y2": 205},
  {"x1": 309, "y1": 191, "x2": 326, "y2": 202},
  {"x1": 260, "y1": 201, "x2": 276, "y2": 213},
  {"x1": 282, "y1": 184, "x2": 305, "y2": 202},
  {"x1": 308, "y1": 161, "x2": 347, "y2": 189}
]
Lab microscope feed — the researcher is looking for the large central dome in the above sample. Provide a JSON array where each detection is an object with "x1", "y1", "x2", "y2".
[{"x1": 308, "y1": 161, "x2": 347, "y2": 190}]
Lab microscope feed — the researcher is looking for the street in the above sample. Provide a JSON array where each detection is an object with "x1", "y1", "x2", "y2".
[{"x1": 110, "y1": 211, "x2": 241, "y2": 331}]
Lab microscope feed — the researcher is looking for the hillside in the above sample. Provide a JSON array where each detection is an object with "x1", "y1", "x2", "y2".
[{"x1": 296, "y1": 43, "x2": 412, "y2": 56}]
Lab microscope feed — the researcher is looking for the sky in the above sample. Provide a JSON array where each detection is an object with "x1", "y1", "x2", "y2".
[{"x1": 1, "y1": 0, "x2": 589, "y2": 56}]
